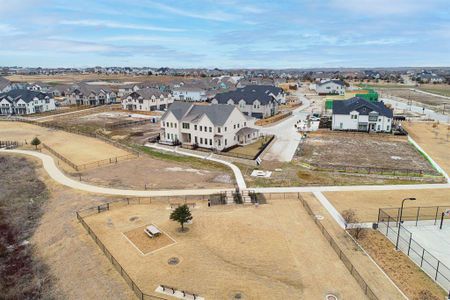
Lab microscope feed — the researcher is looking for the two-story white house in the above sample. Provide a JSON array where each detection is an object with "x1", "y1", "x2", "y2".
[
  {"x1": 121, "y1": 88, "x2": 174, "y2": 112},
  {"x1": 0, "y1": 89, "x2": 56, "y2": 115},
  {"x1": 118, "y1": 84, "x2": 140, "y2": 98},
  {"x1": 211, "y1": 85, "x2": 279, "y2": 119},
  {"x1": 160, "y1": 102, "x2": 259, "y2": 151},
  {"x1": 172, "y1": 83, "x2": 208, "y2": 102},
  {"x1": 67, "y1": 83, "x2": 117, "y2": 106},
  {"x1": 311, "y1": 80, "x2": 346, "y2": 95},
  {"x1": 332, "y1": 97, "x2": 393, "y2": 132}
]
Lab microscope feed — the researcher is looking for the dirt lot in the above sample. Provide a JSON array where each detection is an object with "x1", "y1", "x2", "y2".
[
  {"x1": 358, "y1": 230, "x2": 446, "y2": 299},
  {"x1": 0, "y1": 121, "x2": 130, "y2": 165},
  {"x1": 296, "y1": 130, "x2": 439, "y2": 175},
  {"x1": 43, "y1": 110, "x2": 162, "y2": 145},
  {"x1": 1, "y1": 153, "x2": 134, "y2": 300},
  {"x1": 403, "y1": 122, "x2": 450, "y2": 174},
  {"x1": 83, "y1": 200, "x2": 366, "y2": 299},
  {"x1": 324, "y1": 189, "x2": 450, "y2": 222},
  {"x1": 379, "y1": 88, "x2": 449, "y2": 111},
  {"x1": 79, "y1": 155, "x2": 234, "y2": 190},
  {"x1": 241, "y1": 160, "x2": 424, "y2": 188}
]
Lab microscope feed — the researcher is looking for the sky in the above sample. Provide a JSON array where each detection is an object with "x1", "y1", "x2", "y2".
[{"x1": 0, "y1": 0, "x2": 449, "y2": 68}]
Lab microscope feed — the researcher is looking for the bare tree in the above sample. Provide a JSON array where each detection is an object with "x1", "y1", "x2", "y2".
[{"x1": 342, "y1": 209, "x2": 366, "y2": 240}]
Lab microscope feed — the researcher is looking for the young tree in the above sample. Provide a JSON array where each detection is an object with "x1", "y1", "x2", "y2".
[
  {"x1": 170, "y1": 204, "x2": 192, "y2": 232},
  {"x1": 31, "y1": 137, "x2": 41, "y2": 150},
  {"x1": 342, "y1": 209, "x2": 366, "y2": 240}
]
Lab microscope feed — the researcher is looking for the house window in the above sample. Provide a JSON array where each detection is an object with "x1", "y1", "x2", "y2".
[
  {"x1": 224, "y1": 127, "x2": 227, "y2": 132},
  {"x1": 200, "y1": 126, "x2": 202, "y2": 132},
  {"x1": 339, "y1": 122, "x2": 343, "y2": 129},
  {"x1": 195, "y1": 136, "x2": 198, "y2": 143},
  {"x1": 218, "y1": 127, "x2": 221, "y2": 133},
  {"x1": 377, "y1": 125, "x2": 381, "y2": 131},
  {"x1": 194, "y1": 125, "x2": 197, "y2": 130},
  {"x1": 387, "y1": 125, "x2": 390, "y2": 131},
  {"x1": 174, "y1": 123, "x2": 177, "y2": 128},
  {"x1": 209, "y1": 127, "x2": 212, "y2": 133},
  {"x1": 209, "y1": 139, "x2": 212, "y2": 146},
  {"x1": 182, "y1": 123, "x2": 190, "y2": 129},
  {"x1": 200, "y1": 138, "x2": 203, "y2": 144}
]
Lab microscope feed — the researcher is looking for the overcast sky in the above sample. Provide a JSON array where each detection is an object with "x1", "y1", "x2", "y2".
[{"x1": 0, "y1": 0, "x2": 449, "y2": 68}]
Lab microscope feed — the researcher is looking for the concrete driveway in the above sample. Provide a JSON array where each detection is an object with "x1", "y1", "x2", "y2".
[{"x1": 258, "y1": 91, "x2": 311, "y2": 162}]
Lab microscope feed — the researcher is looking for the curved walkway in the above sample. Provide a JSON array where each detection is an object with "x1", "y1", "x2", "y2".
[
  {"x1": 0, "y1": 149, "x2": 231, "y2": 197},
  {"x1": 1, "y1": 148, "x2": 449, "y2": 198},
  {"x1": 145, "y1": 143, "x2": 247, "y2": 189}
]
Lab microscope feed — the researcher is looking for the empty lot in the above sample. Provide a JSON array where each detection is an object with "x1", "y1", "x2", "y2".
[
  {"x1": 0, "y1": 121, "x2": 129, "y2": 165},
  {"x1": 403, "y1": 122, "x2": 450, "y2": 175},
  {"x1": 296, "y1": 130, "x2": 438, "y2": 175},
  {"x1": 83, "y1": 200, "x2": 366, "y2": 299},
  {"x1": 79, "y1": 155, "x2": 234, "y2": 190}
]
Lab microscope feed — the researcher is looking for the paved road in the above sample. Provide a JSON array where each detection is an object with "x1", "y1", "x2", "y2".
[{"x1": 258, "y1": 91, "x2": 311, "y2": 162}]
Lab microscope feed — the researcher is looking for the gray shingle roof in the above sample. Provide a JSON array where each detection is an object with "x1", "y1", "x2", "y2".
[
  {"x1": 318, "y1": 80, "x2": 345, "y2": 86},
  {"x1": 213, "y1": 85, "x2": 279, "y2": 105},
  {"x1": 0, "y1": 76, "x2": 11, "y2": 90},
  {"x1": 127, "y1": 87, "x2": 169, "y2": 99},
  {"x1": 332, "y1": 97, "x2": 393, "y2": 118},
  {"x1": 0, "y1": 89, "x2": 51, "y2": 103},
  {"x1": 163, "y1": 101, "x2": 236, "y2": 126}
]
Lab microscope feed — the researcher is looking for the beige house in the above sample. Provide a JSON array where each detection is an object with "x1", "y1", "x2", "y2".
[
  {"x1": 160, "y1": 102, "x2": 259, "y2": 151},
  {"x1": 122, "y1": 88, "x2": 174, "y2": 112}
]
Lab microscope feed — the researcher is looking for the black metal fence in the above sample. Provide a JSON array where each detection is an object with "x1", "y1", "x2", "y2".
[
  {"x1": 297, "y1": 194, "x2": 378, "y2": 300},
  {"x1": 377, "y1": 207, "x2": 450, "y2": 291},
  {"x1": 0, "y1": 140, "x2": 21, "y2": 149},
  {"x1": 76, "y1": 195, "x2": 215, "y2": 300}
]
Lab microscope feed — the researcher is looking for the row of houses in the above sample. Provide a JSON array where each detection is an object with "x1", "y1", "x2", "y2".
[{"x1": 0, "y1": 89, "x2": 56, "y2": 115}]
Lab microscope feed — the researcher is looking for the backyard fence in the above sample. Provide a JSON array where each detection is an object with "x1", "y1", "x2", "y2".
[
  {"x1": 297, "y1": 194, "x2": 379, "y2": 300},
  {"x1": 41, "y1": 143, "x2": 136, "y2": 171},
  {"x1": 42, "y1": 143, "x2": 79, "y2": 170},
  {"x1": 377, "y1": 207, "x2": 450, "y2": 291},
  {"x1": 0, "y1": 140, "x2": 22, "y2": 149},
  {"x1": 5, "y1": 117, "x2": 140, "y2": 156},
  {"x1": 307, "y1": 162, "x2": 436, "y2": 177}
]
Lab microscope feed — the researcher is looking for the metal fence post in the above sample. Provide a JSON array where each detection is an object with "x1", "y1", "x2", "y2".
[
  {"x1": 435, "y1": 207, "x2": 440, "y2": 225},
  {"x1": 407, "y1": 235, "x2": 412, "y2": 255},
  {"x1": 436, "y1": 261, "x2": 440, "y2": 280},
  {"x1": 420, "y1": 248, "x2": 425, "y2": 267},
  {"x1": 416, "y1": 207, "x2": 420, "y2": 226}
]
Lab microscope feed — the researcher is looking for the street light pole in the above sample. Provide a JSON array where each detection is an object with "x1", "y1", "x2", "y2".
[{"x1": 396, "y1": 197, "x2": 416, "y2": 251}]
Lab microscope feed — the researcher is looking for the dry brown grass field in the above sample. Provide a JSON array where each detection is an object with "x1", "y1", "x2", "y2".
[
  {"x1": 78, "y1": 155, "x2": 234, "y2": 190},
  {"x1": 6, "y1": 74, "x2": 193, "y2": 84},
  {"x1": 0, "y1": 121, "x2": 129, "y2": 165},
  {"x1": 325, "y1": 189, "x2": 450, "y2": 222},
  {"x1": 83, "y1": 200, "x2": 367, "y2": 299},
  {"x1": 403, "y1": 122, "x2": 450, "y2": 174}
]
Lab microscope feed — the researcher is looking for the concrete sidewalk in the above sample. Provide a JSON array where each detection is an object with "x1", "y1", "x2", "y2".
[{"x1": 0, "y1": 149, "x2": 230, "y2": 197}]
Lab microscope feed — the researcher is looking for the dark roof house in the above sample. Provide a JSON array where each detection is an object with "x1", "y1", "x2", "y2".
[
  {"x1": 0, "y1": 89, "x2": 51, "y2": 103},
  {"x1": 332, "y1": 97, "x2": 393, "y2": 118}
]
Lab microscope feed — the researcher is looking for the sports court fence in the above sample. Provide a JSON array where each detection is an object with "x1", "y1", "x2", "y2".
[
  {"x1": 377, "y1": 207, "x2": 450, "y2": 291},
  {"x1": 297, "y1": 194, "x2": 378, "y2": 300}
]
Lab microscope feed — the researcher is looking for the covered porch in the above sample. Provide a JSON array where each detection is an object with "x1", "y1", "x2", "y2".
[{"x1": 236, "y1": 127, "x2": 259, "y2": 145}]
